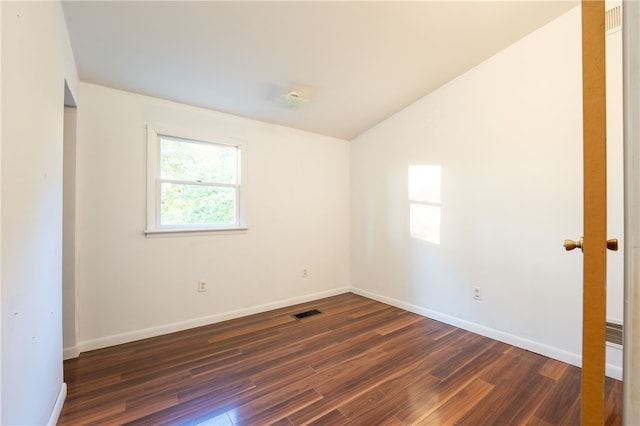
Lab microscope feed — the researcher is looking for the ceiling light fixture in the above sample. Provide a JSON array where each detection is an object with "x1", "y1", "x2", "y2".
[{"x1": 282, "y1": 91, "x2": 309, "y2": 109}]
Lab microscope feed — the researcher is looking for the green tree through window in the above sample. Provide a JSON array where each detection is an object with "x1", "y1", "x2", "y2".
[{"x1": 158, "y1": 137, "x2": 238, "y2": 226}]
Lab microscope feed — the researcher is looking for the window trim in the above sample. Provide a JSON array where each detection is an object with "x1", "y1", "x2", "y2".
[{"x1": 145, "y1": 125, "x2": 247, "y2": 235}]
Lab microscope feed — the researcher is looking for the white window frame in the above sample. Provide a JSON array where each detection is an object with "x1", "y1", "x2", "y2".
[{"x1": 145, "y1": 125, "x2": 247, "y2": 235}]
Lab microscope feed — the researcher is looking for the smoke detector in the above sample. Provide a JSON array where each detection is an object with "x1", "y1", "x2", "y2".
[{"x1": 281, "y1": 91, "x2": 309, "y2": 109}]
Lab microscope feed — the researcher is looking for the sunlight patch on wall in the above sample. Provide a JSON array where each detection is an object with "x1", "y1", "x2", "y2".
[{"x1": 408, "y1": 165, "x2": 441, "y2": 244}]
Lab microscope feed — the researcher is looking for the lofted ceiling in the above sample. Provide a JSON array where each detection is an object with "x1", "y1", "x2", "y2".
[{"x1": 61, "y1": 1, "x2": 578, "y2": 140}]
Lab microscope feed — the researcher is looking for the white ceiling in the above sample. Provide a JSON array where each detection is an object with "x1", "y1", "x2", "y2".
[{"x1": 61, "y1": 1, "x2": 578, "y2": 140}]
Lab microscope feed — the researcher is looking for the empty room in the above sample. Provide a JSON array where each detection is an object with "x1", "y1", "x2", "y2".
[{"x1": 2, "y1": 0, "x2": 639, "y2": 425}]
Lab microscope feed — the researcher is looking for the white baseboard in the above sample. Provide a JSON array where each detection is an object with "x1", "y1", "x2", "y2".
[
  {"x1": 70, "y1": 285, "x2": 623, "y2": 381},
  {"x1": 64, "y1": 346, "x2": 80, "y2": 360},
  {"x1": 76, "y1": 287, "x2": 350, "y2": 354},
  {"x1": 607, "y1": 364, "x2": 623, "y2": 380},
  {"x1": 351, "y1": 287, "x2": 623, "y2": 380},
  {"x1": 606, "y1": 343, "x2": 623, "y2": 380},
  {"x1": 47, "y1": 382, "x2": 67, "y2": 426}
]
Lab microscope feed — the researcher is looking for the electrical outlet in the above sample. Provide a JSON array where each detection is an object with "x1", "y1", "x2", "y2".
[
  {"x1": 198, "y1": 280, "x2": 207, "y2": 292},
  {"x1": 473, "y1": 287, "x2": 481, "y2": 301},
  {"x1": 302, "y1": 268, "x2": 309, "y2": 278}
]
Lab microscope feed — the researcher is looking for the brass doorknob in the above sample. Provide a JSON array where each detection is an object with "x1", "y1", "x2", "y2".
[
  {"x1": 564, "y1": 237, "x2": 583, "y2": 251},
  {"x1": 563, "y1": 237, "x2": 618, "y2": 251}
]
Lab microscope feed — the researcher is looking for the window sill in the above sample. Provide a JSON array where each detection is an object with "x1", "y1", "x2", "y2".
[{"x1": 144, "y1": 227, "x2": 248, "y2": 238}]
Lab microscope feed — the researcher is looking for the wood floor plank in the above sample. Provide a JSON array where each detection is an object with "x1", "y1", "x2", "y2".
[
  {"x1": 304, "y1": 409, "x2": 349, "y2": 426},
  {"x1": 58, "y1": 400, "x2": 127, "y2": 426},
  {"x1": 605, "y1": 377, "x2": 624, "y2": 425},
  {"x1": 534, "y1": 363, "x2": 582, "y2": 425},
  {"x1": 417, "y1": 378, "x2": 495, "y2": 425},
  {"x1": 190, "y1": 412, "x2": 234, "y2": 426},
  {"x1": 58, "y1": 293, "x2": 622, "y2": 426},
  {"x1": 374, "y1": 310, "x2": 424, "y2": 335},
  {"x1": 206, "y1": 315, "x2": 296, "y2": 344},
  {"x1": 62, "y1": 369, "x2": 193, "y2": 413},
  {"x1": 226, "y1": 385, "x2": 322, "y2": 425},
  {"x1": 391, "y1": 344, "x2": 505, "y2": 424},
  {"x1": 92, "y1": 394, "x2": 180, "y2": 426},
  {"x1": 456, "y1": 374, "x2": 554, "y2": 425},
  {"x1": 377, "y1": 416, "x2": 405, "y2": 426},
  {"x1": 524, "y1": 416, "x2": 556, "y2": 426},
  {"x1": 539, "y1": 357, "x2": 570, "y2": 380},
  {"x1": 123, "y1": 379, "x2": 256, "y2": 426},
  {"x1": 337, "y1": 388, "x2": 386, "y2": 420},
  {"x1": 338, "y1": 368, "x2": 441, "y2": 425},
  {"x1": 348, "y1": 301, "x2": 393, "y2": 319}
]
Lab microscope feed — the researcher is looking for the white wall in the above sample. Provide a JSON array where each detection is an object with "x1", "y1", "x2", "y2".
[
  {"x1": 350, "y1": 6, "x2": 623, "y2": 378},
  {"x1": 1, "y1": 3, "x2": 4, "y2": 422},
  {"x1": 623, "y1": 0, "x2": 640, "y2": 421},
  {"x1": 1, "y1": 1, "x2": 77, "y2": 424},
  {"x1": 63, "y1": 106, "x2": 77, "y2": 356},
  {"x1": 73, "y1": 83, "x2": 350, "y2": 352},
  {"x1": 605, "y1": 11, "x2": 625, "y2": 372}
]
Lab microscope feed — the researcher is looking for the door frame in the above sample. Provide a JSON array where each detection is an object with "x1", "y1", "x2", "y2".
[{"x1": 623, "y1": 0, "x2": 640, "y2": 424}]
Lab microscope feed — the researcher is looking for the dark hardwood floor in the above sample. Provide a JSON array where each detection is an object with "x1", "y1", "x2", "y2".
[{"x1": 59, "y1": 293, "x2": 622, "y2": 425}]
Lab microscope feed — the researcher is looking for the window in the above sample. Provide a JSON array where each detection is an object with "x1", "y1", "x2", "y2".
[{"x1": 146, "y1": 126, "x2": 246, "y2": 234}]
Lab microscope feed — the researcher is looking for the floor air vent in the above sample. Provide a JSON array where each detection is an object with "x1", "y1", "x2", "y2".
[
  {"x1": 606, "y1": 5, "x2": 622, "y2": 34},
  {"x1": 606, "y1": 321, "x2": 623, "y2": 346},
  {"x1": 292, "y1": 309, "x2": 322, "y2": 320}
]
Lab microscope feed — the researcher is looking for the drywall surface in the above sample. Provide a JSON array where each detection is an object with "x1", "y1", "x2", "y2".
[
  {"x1": 606, "y1": 21, "x2": 624, "y2": 323},
  {"x1": 1, "y1": 1, "x2": 77, "y2": 424},
  {"x1": 63, "y1": 106, "x2": 77, "y2": 356},
  {"x1": 74, "y1": 83, "x2": 350, "y2": 351},
  {"x1": 622, "y1": 0, "x2": 640, "y2": 421},
  {"x1": 350, "y1": 6, "x2": 623, "y2": 377}
]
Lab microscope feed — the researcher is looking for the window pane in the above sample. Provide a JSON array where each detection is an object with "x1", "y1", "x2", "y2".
[
  {"x1": 160, "y1": 137, "x2": 237, "y2": 184},
  {"x1": 160, "y1": 183, "x2": 236, "y2": 226}
]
